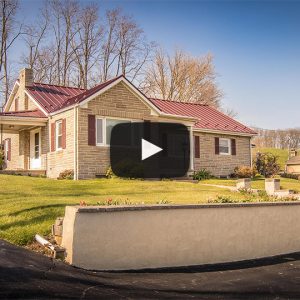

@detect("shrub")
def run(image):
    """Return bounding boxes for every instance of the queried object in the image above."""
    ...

[105,166,116,179]
[0,148,4,170]
[193,169,211,180]
[58,169,74,180]
[281,172,300,181]
[233,166,256,178]
[254,152,280,178]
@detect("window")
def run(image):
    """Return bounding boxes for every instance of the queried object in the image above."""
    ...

[96,118,131,146]
[56,120,62,150]
[96,118,104,145]
[106,119,129,145]
[219,138,231,155]
[4,139,9,162]
[34,132,40,159]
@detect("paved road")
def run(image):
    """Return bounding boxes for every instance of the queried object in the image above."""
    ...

[1,240,300,299]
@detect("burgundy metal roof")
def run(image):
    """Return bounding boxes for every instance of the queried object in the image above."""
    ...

[0,109,46,118]
[19,77,255,135]
[26,82,87,113]
[149,98,256,135]
[58,76,123,110]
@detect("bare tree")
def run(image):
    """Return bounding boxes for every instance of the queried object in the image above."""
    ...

[0,0,23,104]
[20,5,49,81]
[71,3,102,89]
[141,48,222,107]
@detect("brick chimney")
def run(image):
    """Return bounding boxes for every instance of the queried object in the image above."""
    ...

[19,68,33,89]
[19,68,33,110]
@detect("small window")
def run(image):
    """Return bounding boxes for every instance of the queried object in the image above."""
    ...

[4,139,9,162]
[34,132,39,159]
[56,120,62,150]
[96,118,104,145]
[219,138,231,155]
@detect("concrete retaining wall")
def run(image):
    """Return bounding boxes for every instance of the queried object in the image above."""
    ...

[62,203,300,270]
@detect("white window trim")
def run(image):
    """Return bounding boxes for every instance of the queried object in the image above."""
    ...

[96,116,139,147]
[96,117,105,146]
[4,139,9,162]
[219,138,231,155]
[56,120,63,151]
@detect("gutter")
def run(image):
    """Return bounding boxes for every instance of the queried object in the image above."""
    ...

[74,105,78,180]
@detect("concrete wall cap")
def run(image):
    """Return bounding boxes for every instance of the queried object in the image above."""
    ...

[67,201,300,214]
[265,178,280,182]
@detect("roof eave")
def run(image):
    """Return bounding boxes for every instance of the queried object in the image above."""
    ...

[193,127,257,137]
[0,115,48,126]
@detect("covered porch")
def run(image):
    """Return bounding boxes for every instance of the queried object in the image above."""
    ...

[0,112,48,173]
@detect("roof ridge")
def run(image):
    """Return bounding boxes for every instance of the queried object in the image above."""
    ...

[32,82,86,90]
[150,98,209,106]
[61,75,124,106]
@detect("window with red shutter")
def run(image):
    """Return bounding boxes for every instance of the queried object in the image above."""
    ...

[62,119,66,149]
[194,136,200,158]
[231,139,236,155]
[51,123,56,152]
[88,115,96,146]
[215,137,220,155]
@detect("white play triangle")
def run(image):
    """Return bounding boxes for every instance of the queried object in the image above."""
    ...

[141,138,163,160]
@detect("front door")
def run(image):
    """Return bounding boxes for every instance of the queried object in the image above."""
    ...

[30,129,41,169]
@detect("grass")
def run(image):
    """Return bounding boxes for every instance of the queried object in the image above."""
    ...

[0,174,239,246]
[2,174,300,246]
[203,176,300,192]
[252,147,289,170]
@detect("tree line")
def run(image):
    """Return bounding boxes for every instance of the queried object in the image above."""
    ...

[253,127,300,150]
[0,0,223,109]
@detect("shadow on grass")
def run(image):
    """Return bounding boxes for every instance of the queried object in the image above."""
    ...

[0,212,61,231]
[8,204,69,217]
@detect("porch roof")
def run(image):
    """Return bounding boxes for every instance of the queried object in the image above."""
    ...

[0,109,47,131]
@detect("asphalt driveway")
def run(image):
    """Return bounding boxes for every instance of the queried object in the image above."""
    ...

[1,239,300,299]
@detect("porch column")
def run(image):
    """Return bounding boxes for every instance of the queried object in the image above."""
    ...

[189,126,194,172]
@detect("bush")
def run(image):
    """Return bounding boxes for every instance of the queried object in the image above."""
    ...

[0,149,4,170]
[193,169,211,180]
[105,167,116,179]
[254,152,280,178]
[281,172,300,181]
[233,165,256,178]
[58,169,74,180]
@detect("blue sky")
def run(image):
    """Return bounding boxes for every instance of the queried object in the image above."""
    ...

[15,0,300,129]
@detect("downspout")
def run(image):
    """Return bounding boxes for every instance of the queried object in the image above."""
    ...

[74,106,78,180]
[250,137,253,168]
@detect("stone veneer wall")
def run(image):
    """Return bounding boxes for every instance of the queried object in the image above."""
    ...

[194,132,251,177]
[47,109,75,178]
[77,81,156,179]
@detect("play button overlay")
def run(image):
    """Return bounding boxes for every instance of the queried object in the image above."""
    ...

[110,122,190,178]
[142,139,163,160]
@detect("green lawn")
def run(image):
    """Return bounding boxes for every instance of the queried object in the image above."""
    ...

[0,174,239,246]
[1,174,300,246]
[252,147,289,170]
[203,177,300,192]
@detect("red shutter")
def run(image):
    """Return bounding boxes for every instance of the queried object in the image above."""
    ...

[215,137,220,155]
[7,138,11,161]
[194,136,200,158]
[88,115,96,146]
[231,138,236,155]
[62,118,66,149]
[51,123,56,152]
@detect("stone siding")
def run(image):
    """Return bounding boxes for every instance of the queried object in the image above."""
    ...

[77,81,155,179]
[194,132,251,177]
[47,109,75,179]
